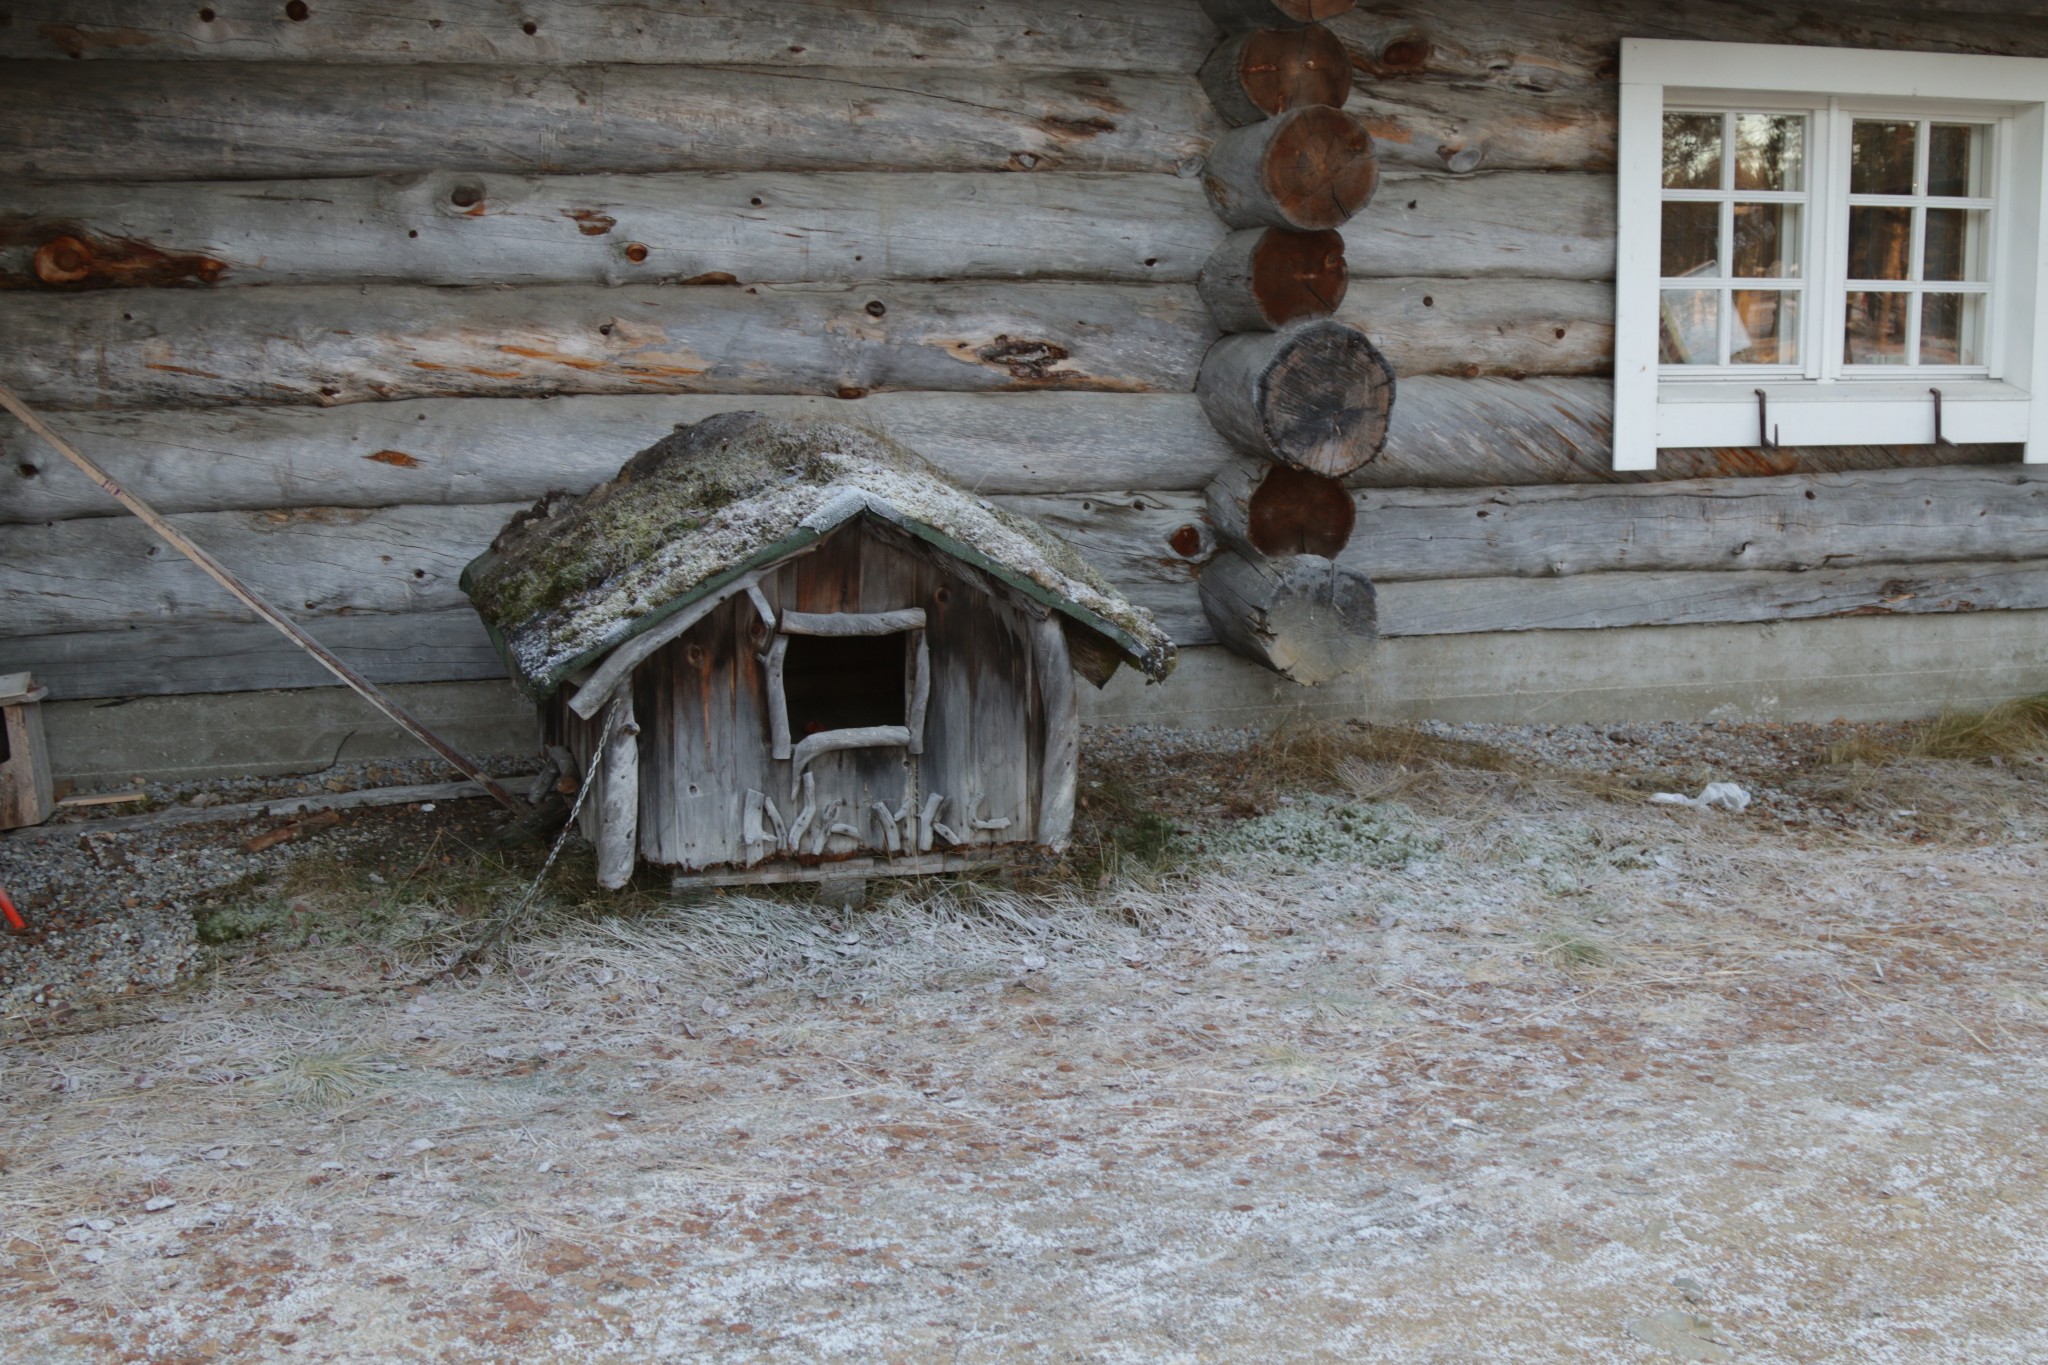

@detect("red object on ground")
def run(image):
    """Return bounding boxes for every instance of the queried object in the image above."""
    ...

[0,885,24,933]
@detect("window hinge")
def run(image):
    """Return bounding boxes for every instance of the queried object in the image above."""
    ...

[1755,389,1781,450]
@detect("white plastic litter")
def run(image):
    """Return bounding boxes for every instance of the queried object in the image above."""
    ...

[1650,782,1752,812]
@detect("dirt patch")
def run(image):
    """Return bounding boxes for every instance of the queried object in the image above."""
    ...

[3,723,2048,1360]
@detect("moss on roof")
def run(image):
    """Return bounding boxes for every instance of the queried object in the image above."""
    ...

[461,412,1177,699]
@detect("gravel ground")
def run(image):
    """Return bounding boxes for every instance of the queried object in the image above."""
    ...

[0,755,530,1021]
[4,720,2048,1358]
[3,720,2047,1361]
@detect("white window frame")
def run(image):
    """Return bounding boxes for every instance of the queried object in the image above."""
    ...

[1615,39,2048,469]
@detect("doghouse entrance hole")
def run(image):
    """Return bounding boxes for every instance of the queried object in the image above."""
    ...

[783,633,908,738]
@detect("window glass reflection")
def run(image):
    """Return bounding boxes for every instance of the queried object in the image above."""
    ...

[1844,291,1910,364]
[1851,120,1917,195]
[1927,124,1985,199]
[1732,290,1798,365]
[1661,201,1721,278]
[1733,202,1800,278]
[1920,294,1983,366]
[1922,209,1985,283]
[1662,113,1723,190]
[1734,114,1803,191]
[1847,205,1914,281]
[1659,290,1719,364]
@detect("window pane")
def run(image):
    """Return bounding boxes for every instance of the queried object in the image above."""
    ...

[1844,291,1910,365]
[1733,202,1801,278]
[1732,290,1799,365]
[1920,293,1984,366]
[1851,120,1918,196]
[1734,114,1804,191]
[1923,208,1987,282]
[1660,289,1720,364]
[1663,113,1723,190]
[1847,205,1914,281]
[1661,201,1721,278]
[1928,123,1987,198]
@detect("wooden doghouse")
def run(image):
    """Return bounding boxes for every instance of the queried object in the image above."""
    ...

[0,671,54,831]
[463,414,1176,887]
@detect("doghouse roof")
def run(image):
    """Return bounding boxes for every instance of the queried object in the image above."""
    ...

[461,412,1178,700]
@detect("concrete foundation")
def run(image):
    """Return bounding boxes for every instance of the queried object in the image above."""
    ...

[41,611,2048,784]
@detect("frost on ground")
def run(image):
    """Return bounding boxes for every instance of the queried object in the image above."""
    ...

[3,720,2048,1362]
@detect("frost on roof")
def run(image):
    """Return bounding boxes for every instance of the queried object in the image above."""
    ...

[461,411,1177,699]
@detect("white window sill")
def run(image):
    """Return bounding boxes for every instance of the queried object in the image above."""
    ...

[1654,378,2031,447]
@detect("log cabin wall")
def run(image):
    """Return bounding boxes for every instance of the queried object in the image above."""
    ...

[4,1,2048,721]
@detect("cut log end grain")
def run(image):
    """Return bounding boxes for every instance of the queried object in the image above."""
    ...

[1198,227,1347,332]
[1204,106,1378,232]
[1199,0,1359,29]
[1198,548,1377,686]
[1198,321,1395,478]
[1244,463,1356,557]
[1199,25,1353,127]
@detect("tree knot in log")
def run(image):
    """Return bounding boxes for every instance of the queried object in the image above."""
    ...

[14,229,227,290]
[975,335,1073,382]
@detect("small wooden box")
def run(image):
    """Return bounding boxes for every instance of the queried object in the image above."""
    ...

[0,671,54,831]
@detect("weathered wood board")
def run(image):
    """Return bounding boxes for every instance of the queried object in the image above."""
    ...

[0,62,1211,182]
[0,171,1615,291]
[18,468,2037,637]
[17,554,2048,700]
[3,386,2015,524]
[0,277,1611,412]
[1334,1,2048,93]
[0,0,1219,69]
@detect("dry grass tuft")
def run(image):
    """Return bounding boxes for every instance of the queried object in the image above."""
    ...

[1248,719,1528,796]
[1536,928,1616,972]
[267,1050,388,1106]
[1827,693,2048,766]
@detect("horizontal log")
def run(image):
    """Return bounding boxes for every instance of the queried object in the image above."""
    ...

[1350,466,2048,581]
[0,277,1613,413]
[8,385,2017,525]
[1201,0,1356,28]
[0,62,1209,183]
[1,611,508,699]
[1374,558,2048,636]
[1338,277,1611,379]
[1012,466,2048,588]
[19,551,2048,700]
[0,169,1616,291]
[0,282,1214,410]
[1334,2,2048,94]
[0,503,521,637]
[0,1,1217,68]
[1345,80,1613,174]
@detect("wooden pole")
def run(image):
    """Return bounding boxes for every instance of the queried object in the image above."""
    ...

[0,381,527,815]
